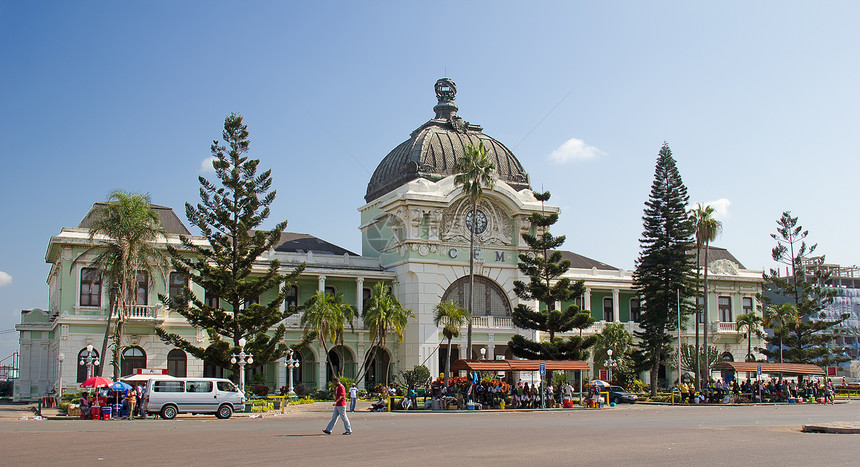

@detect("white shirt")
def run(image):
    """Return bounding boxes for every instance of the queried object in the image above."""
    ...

[349,386,358,399]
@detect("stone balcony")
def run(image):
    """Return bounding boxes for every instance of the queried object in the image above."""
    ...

[470,316,514,329]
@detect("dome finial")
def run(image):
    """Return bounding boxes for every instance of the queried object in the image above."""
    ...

[433,78,458,120]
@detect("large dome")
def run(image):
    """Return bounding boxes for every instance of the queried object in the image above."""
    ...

[365,78,530,203]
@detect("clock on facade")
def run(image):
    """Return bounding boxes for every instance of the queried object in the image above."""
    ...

[464,209,488,234]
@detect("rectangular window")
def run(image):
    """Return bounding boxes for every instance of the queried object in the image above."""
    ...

[324,286,336,297]
[603,297,613,322]
[284,285,299,312]
[134,272,148,305]
[154,381,184,393]
[80,268,101,307]
[168,272,187,301]
[630,299,641,323]
[574,296,584,310]
[205,291,220,309]
[718,296,732,322]
[217,381,238,392]
[186,381,213,393]
[696,296,706,323]
[742,297,753,315]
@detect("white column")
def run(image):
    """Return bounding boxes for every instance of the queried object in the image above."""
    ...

[318,275,326,292]
[487,344,496,360]
[356,277,364,312]
[278,356,287,392]
[612,289,620,323]
[585,287,592,313]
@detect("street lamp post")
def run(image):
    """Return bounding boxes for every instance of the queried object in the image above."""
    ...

[284,348,300,399]
[604,349,618,383]
[78,344,100,380]
[231,337,253,393]
[57,353,65,400]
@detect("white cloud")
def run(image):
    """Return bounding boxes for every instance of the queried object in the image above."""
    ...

[689,199,731,220]
[548,138,605,163]
[200,156,217,173]
[0,271,11,287]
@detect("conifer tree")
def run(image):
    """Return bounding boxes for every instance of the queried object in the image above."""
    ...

[508,191,595,360]
[632,143,696,396]
[157,113,304,375]
[760,211,845,366]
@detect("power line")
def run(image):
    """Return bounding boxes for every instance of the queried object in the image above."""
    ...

[512,87,575,150]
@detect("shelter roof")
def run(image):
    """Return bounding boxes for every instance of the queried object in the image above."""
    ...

[711,361,825,376]
[556,250,619,271]
[273,232,359,256]
[692,246,746,269]
[78,202,191,236]
[450,359,589,372]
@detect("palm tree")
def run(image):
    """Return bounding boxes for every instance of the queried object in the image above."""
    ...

[735,312,764,362]
[764,303,798,363]
[85,190,167,379]
[300,290,355,378]
[433,300,469,388]
[454,141,495,360]
[693,204,722,385]
[359,282,414,386]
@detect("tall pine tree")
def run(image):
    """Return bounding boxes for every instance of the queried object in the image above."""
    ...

[761,211,845,366]
[632,143,696,396]
[508,191,595,361]
[157,113,305,378]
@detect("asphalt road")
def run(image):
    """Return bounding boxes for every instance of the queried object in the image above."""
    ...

[2,402,859,466]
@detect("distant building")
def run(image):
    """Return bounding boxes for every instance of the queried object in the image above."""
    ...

[15,79,764,399]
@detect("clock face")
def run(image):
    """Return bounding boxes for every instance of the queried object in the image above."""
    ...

[465,209,488,234]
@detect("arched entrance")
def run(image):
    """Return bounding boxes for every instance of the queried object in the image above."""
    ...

[441,275,511,317]
[326,346,356,383]
[363,347,392,390]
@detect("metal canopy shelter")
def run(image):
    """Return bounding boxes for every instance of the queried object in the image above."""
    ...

[711,362,825,376]
[450,359,589,372]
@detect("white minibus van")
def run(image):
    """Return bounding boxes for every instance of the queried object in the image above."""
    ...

[144,377,245,419]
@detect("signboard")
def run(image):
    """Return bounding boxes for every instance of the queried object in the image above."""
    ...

[135,368,167,375]
[756,364,762,377]
[539,362,546,376]
[827,366,837,376]
[599,369,608,381]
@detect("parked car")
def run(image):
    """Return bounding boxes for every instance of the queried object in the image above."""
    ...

[607,385,638,404]
[143,377,245,419]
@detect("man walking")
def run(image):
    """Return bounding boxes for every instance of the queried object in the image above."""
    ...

[324,377,352,435]
[349,383,358,412]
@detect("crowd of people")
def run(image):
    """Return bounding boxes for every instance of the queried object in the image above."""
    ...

[675,377,838,404]
[78,384,147,419]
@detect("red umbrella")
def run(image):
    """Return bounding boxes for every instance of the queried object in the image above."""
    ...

[81,376,113,388]
[590,380,610,388]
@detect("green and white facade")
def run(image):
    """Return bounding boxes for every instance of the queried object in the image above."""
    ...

[15,79,765,400]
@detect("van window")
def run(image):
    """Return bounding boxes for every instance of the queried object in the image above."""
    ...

[217,381,238,392]
[154,381,184,393]
[186,381,213,393]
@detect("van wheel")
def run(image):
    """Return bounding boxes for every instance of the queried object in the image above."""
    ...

[216,404,233,419]
[161,405,178,420]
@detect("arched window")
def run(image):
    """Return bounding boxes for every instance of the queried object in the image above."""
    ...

[76,348,100,383]
[441,275,511,317]
[362,287,373,311]
[121,346,147,377]
[167,349,187,377]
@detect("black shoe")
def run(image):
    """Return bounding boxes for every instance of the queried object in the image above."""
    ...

[343,431,352,435]
[322,430,331,435]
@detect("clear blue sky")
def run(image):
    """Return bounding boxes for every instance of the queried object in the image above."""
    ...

[2,1,859,360]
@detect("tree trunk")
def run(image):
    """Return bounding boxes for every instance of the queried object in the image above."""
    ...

[98,289,116,377]
[694,246,701,391]
[445,338,453,388]
[701,241,710,384]
[650,347,660,397]
[466,203,477,362]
